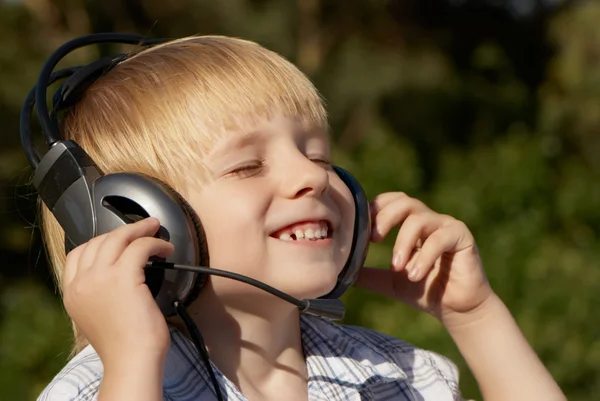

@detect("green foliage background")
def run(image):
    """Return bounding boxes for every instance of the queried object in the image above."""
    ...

[0,0,598,400]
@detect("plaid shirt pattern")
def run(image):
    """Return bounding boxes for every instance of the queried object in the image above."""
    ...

[38,315,464,400]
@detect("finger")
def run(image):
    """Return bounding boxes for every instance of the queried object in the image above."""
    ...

[370,192,429,215]
[371,196,428,242]
[116,236,175,277]
[406,227,458,282]
[354,267,423,309]
[450,219,476,252]
[354,267,397,299]
[96,217,162,267]
[77,234,109,272]
[62,243,87,289]
[370,192,407,215]
[391,214,439,270]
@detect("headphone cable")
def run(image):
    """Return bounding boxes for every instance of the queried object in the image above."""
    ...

[174,301,224,401]
[146,261,346,321]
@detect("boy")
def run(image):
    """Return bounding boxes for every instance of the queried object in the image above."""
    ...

[35,35,565,400]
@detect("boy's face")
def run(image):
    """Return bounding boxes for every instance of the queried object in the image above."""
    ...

[185,114,355,300]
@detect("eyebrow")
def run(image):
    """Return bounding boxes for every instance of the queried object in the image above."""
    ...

[208,130,265,159]
[225,130,265,149]
[207,125,329,161]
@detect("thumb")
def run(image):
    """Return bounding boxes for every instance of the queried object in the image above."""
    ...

[354,267,399,299]
[355,267,426,307]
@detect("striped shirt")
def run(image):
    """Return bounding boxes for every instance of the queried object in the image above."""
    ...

[38,315,464,400]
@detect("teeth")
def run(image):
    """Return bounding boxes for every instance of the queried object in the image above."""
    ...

[278,223,330,241]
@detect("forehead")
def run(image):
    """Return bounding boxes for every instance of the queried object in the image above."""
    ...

[208,116,330,158]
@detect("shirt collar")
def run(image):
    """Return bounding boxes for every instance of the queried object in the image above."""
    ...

[300,314,408,391]
[162,315,408,398]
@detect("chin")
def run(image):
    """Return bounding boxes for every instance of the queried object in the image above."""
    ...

[283,275,340,300]
[255,258,342,299]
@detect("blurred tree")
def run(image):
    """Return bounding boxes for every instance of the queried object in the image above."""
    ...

[0,0,597,400]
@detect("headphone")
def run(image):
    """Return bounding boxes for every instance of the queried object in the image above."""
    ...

[20,33,371,319]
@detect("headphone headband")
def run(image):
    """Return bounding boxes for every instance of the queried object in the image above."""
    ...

[20,33,167,170]
[53,54,128,111]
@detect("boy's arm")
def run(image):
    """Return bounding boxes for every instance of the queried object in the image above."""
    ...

[57,218,173,401]
[444,293,566,401]
[357,192,566,401]
[98,355,165,401]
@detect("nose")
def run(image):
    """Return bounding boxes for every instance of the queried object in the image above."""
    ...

[278,152,330,199]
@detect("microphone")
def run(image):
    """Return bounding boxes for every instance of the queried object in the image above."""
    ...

[145,261,346,320]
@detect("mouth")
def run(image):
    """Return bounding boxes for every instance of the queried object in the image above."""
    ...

[269,219,333,242]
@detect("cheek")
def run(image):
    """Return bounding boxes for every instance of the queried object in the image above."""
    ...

[193,190,268,269]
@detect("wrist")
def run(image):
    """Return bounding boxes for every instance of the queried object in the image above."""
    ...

[99,353,166,401]
[439,292,567,401]
[440,291,503,333]
[103,349,167,375]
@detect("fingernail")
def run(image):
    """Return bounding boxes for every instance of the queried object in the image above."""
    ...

[408,266,419,280]
[392,252,402,267]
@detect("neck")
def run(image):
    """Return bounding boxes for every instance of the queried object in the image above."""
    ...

[176,282,309,398]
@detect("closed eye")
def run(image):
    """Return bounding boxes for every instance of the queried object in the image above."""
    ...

[309,157,331,164]
[310,157,332,168]
[226,159,266,178]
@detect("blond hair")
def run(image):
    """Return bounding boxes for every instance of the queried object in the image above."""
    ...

[39,35,328,356]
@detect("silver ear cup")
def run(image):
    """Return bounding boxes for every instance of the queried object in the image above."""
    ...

[92,173,207,316]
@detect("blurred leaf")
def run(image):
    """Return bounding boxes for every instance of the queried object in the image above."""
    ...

[1,1,598,400]
[0,281,72,401]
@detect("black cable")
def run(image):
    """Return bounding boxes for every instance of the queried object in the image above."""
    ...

[146,262,306,309]
[174,301,224,401]
[146,261,346,321]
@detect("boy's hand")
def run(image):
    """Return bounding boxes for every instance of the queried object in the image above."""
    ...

[354,192,494,327]
[62,217,174,367]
